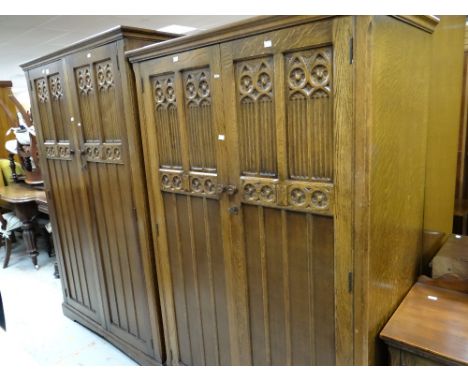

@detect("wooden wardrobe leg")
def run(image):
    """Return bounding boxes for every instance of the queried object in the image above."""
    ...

[3,238,12,269]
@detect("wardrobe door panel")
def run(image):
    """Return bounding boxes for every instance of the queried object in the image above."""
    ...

[28,62,103,324]
[221,18,353,364]
[66,44,155,357]
[138,46,235,365]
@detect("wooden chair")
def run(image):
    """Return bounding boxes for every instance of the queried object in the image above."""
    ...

[0,211,22,268]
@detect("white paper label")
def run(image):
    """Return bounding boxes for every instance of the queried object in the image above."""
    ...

[173,56,179,63]
[427,295,438,301]
[45,69,49,74]
[218,134,225,141]
[70,117,74,122]
[264,40,272,48]
[87,53,91,58]
[213,74,220,79]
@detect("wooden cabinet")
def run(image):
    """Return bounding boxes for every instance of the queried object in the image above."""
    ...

[21,27,176,365]
[380,282,468,366]
[128,16,440,365]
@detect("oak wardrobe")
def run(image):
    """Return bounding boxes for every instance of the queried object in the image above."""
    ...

[128,15,440,365]
[22,26,176,365]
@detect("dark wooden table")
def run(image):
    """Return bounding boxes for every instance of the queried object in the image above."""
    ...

[0,184,47,268]
[380,282,468,365]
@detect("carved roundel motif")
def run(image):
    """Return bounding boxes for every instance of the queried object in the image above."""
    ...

[186,79,197,100]
[240,75,253,95]
[290,188,306,206]
[46,146,55,156]
[92,146,100,159]
[172,175,182,189]
[257,72,272,93]
[311,190,328,208]
[58,146,68,157]
[198,78,210,98]
[204,179,216,194]
[113,147,121,160]
[105,147,113,160]
[155,81,165,103]
[78,68,93,95]
[191,177,202,192]
[289,67,307,89]
[166,79,176,103]
[36,80,49,103]
[97,63,114,91]
[161,174,170,188]
[243,183,257,200]
[260,185,274,202]
[310,64,329,87]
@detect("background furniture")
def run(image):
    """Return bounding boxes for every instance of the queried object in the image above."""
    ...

[423,16,466,234]
[431,234,468,279]
[129,15,441,365]
[0,82,18,159]
[454,26,468,234]
[380,281,468,366]
[22,26,177,365]
[0,184,46,268]
[455,25,468,206]
[0,211,23,269]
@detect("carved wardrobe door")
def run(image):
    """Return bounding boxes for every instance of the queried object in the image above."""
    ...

[138,46,236,365]
[65,44,155,357]
[27,61,104,324]
[221,18,353,365]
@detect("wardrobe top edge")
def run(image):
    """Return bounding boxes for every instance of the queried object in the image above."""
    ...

[126,15,440,64]
[20,25,179,71]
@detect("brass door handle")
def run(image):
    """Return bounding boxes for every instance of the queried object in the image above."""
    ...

[216,184,238,196]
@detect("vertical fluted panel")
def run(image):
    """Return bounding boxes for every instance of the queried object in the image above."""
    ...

[285,47,333,182]
[236,57,277,177]
[153,74,182,169]
[183,69,216,172]
[244,206,336,365]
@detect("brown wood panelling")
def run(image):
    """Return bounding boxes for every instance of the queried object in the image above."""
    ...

[130,15,439,366]
[243,206,335,365]
[66,43,154,356]
[23,27,174,365]
[0,82,18,158]
[138,45,234,365]
[424,16,465,233]
[354,16,433,365]
[27,62,103,324]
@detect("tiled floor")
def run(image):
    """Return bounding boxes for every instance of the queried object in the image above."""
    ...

[0,235,138,366]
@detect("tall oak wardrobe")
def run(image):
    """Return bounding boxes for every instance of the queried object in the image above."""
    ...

[25,16,440,365]
[21,26,177,365]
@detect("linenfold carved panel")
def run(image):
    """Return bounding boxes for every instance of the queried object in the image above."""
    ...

[160,169,219,199]
[96,61,114,91]
[183,68,216,172]
[48,75,63,101]
[153,74,182,169]
[36,78,49,103]
[44,142,72,160]
[241,176,334,216]
[84,142,123,164]
[285,47,333,182]
[76,66,93,95]
[236,57,277,177]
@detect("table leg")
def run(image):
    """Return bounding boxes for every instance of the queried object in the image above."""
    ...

[22,219,39,269]
[13,202,40,269]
